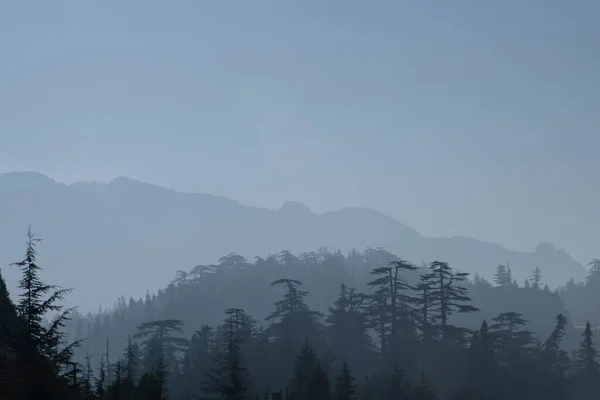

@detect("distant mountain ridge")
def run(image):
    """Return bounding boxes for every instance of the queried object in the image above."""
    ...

[0,171,587,312]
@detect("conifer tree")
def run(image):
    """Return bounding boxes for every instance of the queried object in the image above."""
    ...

[489,312,535,370]
[219,347,247,400]
[422,261,479,340]
[415,276,436,345]
[466,320,499,397]
[412,371,438,400]
[541,313,569,373]
[204,309,251,400]
[96,355,107,399]
[108,356,124,400]
[493,264,512,286]
[531,267,542,290]
[0,268,20,397]
[326,284,373,376]
[187,325,213,398]
[334,358,357,400]
[123,334,139,382]
[266,279,322,382]
[575,321,599,377]
[533,314,570,400]
[11,227,79,370]
[586,259,600,284]
[179,352,192,400]
[134,319,188,375]
[151,354,170,400]
[81,351,95,399]
[306,361,331,400]
[388,362,410,400]
[367,260,418,365]
[289,339,319,400]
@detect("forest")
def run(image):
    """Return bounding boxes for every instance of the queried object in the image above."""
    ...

[1,228,600,400]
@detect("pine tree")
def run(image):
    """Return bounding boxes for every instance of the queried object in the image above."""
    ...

[367,260,418,365]
[108,356,124,400]
[306,361,331,400]
[541,313,569,373]
[204,310,251,400]
[493,264,512,286]
[0,268,20,398]
[422,261,479,341]
[219,345,248,400]
[531,267,542,290]
[415,275,436,345]
[223,308,256,346]
[489,312,535,370]
[388,362,410,400]
[96,355,107,399]
[187,325,213,398]
[412,371,438,400]
[466,320,500,397]
[81,351,95,399]
[586,259,600,285]
[266,279,322,383]
[123,334,139,382]
[134,319,189,375]
[326,285,373,376]
[575,322,599,377]
[11,227,79,370]
[179,352,192,400]
[334,358,357,400]
[289,339,319,400]
[151,354,170,400]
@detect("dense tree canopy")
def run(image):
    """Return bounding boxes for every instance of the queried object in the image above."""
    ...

[1,230,599,399]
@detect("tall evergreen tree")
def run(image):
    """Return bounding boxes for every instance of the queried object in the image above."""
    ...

[531,267,542,290]
[493,264,512,286]
[415,276,436,345]
[96,355,107,399]
[388,362,410,400]
[466,320,499,398]
[326,284,373,376]
[412,371,438,400]
[11,227,79,370]
[134,319,188,376]
[575,321,599,377]
[540,313,569,373]
[306,361,331,400]
[187,325,213,398]
[422,261,479,341]
[266,279,322,383]
[334,358,357,400]
[537,314,569,400]
[367,260,418,367]
[0,268,20,398]
[289,339,319,400]
[204,309,251,400]
[489,312,535,371]
[81,351,95,399]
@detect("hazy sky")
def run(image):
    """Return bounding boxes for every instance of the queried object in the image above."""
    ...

[0,1,599,264]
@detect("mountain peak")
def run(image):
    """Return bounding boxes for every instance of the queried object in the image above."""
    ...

[535,242,557,254]
[280,201,311,215]
[0,171,56,183]
[0,171,60,190]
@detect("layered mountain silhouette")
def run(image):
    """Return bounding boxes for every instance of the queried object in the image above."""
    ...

[0,171,587,312]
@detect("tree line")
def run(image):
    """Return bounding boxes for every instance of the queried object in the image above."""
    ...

[1,229,600,399]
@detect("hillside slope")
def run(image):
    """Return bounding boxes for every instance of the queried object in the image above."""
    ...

[0,171,586,311]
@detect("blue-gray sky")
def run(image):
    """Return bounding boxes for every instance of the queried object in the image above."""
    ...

[0,1,599,265]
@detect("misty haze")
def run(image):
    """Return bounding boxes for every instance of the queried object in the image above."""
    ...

[1,2,599,400]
